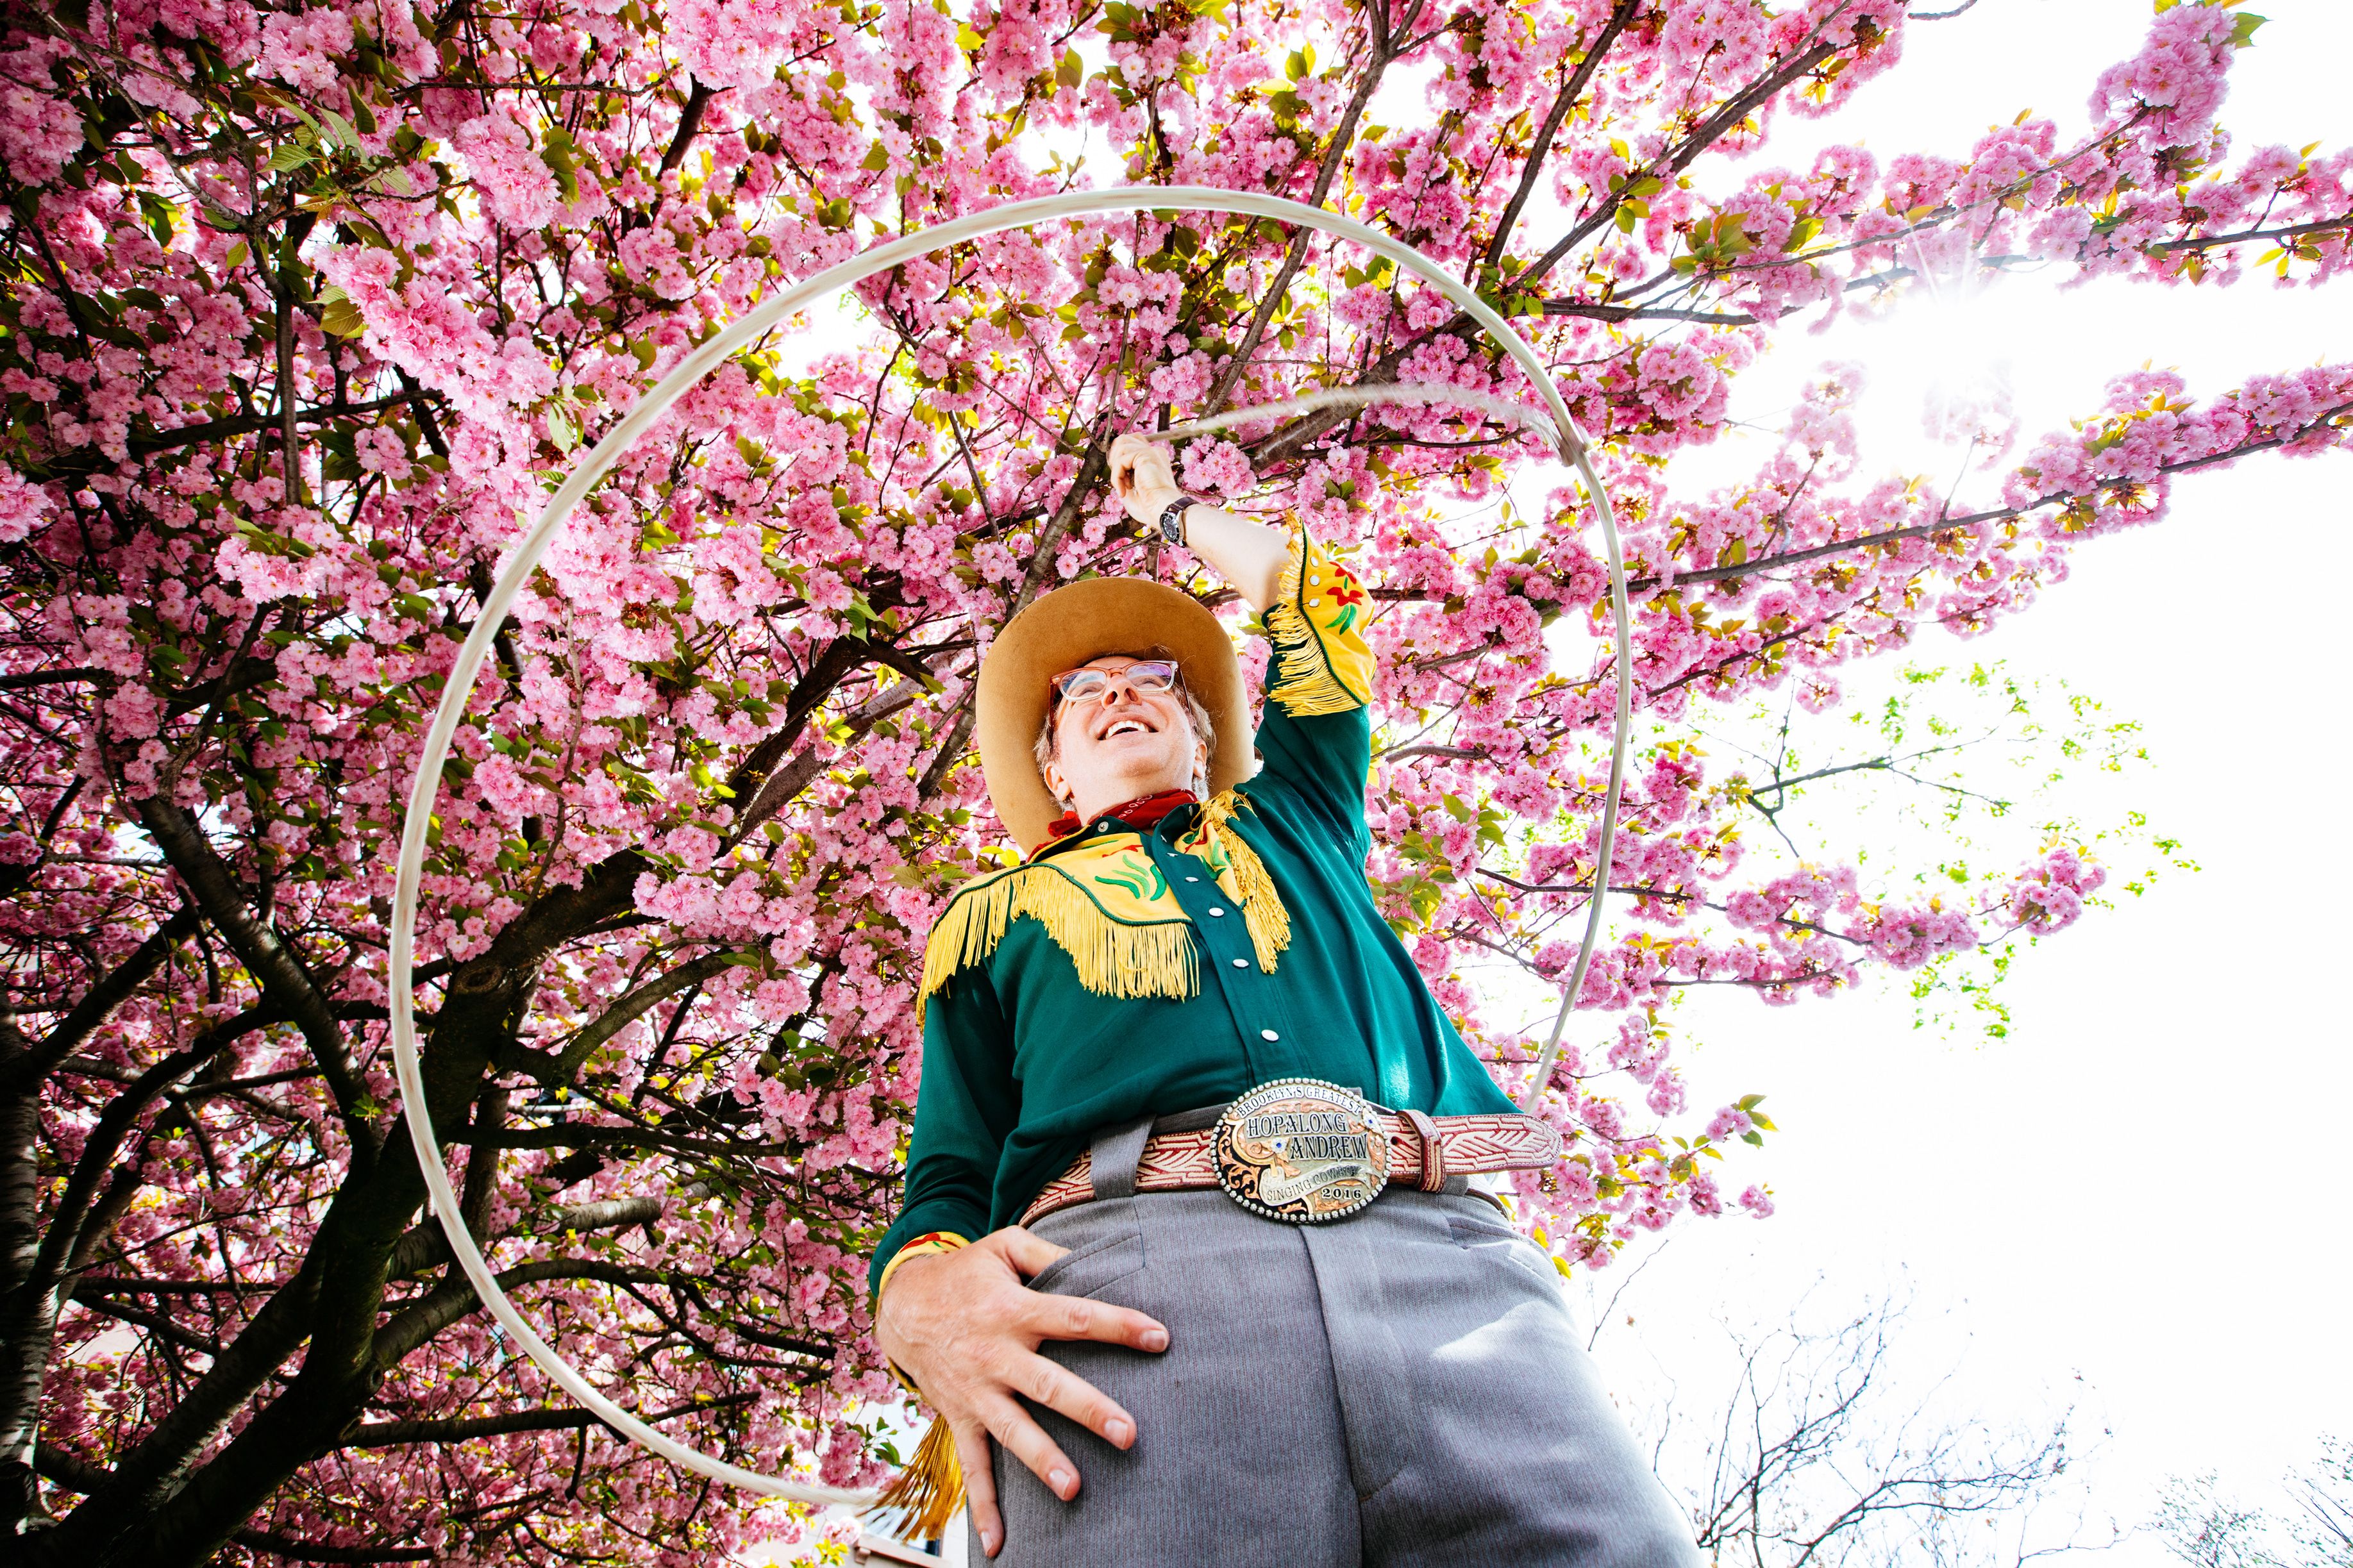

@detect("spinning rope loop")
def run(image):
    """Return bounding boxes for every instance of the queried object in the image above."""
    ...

[388,185,1632,1510]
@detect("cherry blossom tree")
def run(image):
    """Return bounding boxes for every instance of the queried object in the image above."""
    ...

[0,0,2343,1560]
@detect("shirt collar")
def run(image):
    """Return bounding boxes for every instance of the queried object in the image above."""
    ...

[1032,788,1200,860]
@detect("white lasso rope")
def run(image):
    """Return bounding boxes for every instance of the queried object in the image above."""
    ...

[387,185,1632,1507]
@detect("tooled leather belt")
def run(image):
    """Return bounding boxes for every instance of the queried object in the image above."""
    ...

[1020,1076,1563,1228]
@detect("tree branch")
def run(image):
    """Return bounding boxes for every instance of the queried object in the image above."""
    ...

[1202,28,1396,412]
[373,1258,677,1367]
[1630,400,2353,594]
[0,667,101,691]
[33,1006,278,1294]
[338,1390,753,1449]
[1508,38,1845,299]
[2145,213,2352,255]
[34,1453,435,1565]
[1482,0,1638,269]
[134,802,372,1159]
[389,1196,666,1281]
[22,394,434,483]
[539,950,740,1085]
[0,906,199,1097]
[658,79,714,176]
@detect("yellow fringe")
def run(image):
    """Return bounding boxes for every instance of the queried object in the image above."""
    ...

[1200,792,1291,973]
[1264,535,1363,718]
[919,866,1198,1019]
[866,1417,962,1543]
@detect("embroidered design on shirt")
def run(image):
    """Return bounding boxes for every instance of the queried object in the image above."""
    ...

[1264,531,1375,717]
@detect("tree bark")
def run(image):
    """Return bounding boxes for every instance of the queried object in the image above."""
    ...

[0,1022,54,1532]
[135,802,372,1158]
[0,906,198,1098]
[27,837,654,1565]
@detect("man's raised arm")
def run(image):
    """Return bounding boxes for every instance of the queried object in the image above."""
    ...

[1107,433,1287,612]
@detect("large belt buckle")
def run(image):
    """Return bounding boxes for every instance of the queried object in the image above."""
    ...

[1214,1078,1389,1223]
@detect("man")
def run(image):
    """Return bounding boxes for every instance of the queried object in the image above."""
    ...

[870,433,1695,1565]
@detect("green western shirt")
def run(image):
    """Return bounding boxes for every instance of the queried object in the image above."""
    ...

[869,535,1517,1294]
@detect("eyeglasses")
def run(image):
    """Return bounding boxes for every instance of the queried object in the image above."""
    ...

[1050,659,1182,710]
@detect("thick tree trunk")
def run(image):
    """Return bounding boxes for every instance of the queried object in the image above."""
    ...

[1,1026,58,1533]
[29,846,639,1565]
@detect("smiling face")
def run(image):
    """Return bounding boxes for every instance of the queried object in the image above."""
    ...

[1037,653,1208,825]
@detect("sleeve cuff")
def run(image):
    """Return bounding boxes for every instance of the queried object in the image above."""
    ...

[875,1230,970,1307]
[1264,529,1376,716]
[876,1232,972,1396]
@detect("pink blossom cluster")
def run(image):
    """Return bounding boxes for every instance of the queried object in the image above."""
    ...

[0,0,2343,1558]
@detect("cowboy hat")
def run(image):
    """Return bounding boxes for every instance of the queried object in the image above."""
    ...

[975,578,1253,850]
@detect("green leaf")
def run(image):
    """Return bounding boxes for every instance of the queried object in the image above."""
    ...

[862,142,891,172]
[318,287,367,338]
[2230,12,2266,47]
[540,127,581,202]
[1056,48,1083,87]
[268,142,314,174]
[137,192,175,246]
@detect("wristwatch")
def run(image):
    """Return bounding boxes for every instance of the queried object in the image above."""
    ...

[1156,493,1202,546]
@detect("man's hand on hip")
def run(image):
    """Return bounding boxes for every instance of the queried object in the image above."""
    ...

[875,1226,1169,1558]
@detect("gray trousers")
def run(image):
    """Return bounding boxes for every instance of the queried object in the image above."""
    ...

[984,1113,1699,1566]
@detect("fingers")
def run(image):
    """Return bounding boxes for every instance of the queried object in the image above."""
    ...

[952,1418,1003,1558]
[1107,433,1146,499]
[978,1389,1084,1503]
[991,1225,1070,1280]
[1017,1286,1170,1353]
[999,1346,1137,1452]
[1106,433,1171,512]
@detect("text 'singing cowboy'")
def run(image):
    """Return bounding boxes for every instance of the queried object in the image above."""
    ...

[869,432,1698,1565]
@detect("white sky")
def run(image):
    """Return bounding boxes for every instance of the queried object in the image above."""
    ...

[769,3,2353,1560]
[1577,2,2353,1561]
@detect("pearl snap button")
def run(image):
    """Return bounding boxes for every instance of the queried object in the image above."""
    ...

[1260,1029,1280,1042]
[1207,906,1225,917]
[1232,958,1249,969]
[1185,876,1199,882]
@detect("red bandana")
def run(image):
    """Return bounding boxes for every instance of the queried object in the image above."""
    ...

[1041,788,1199,851]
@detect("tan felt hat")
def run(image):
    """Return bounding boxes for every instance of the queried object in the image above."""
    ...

[976,577,1254,850]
